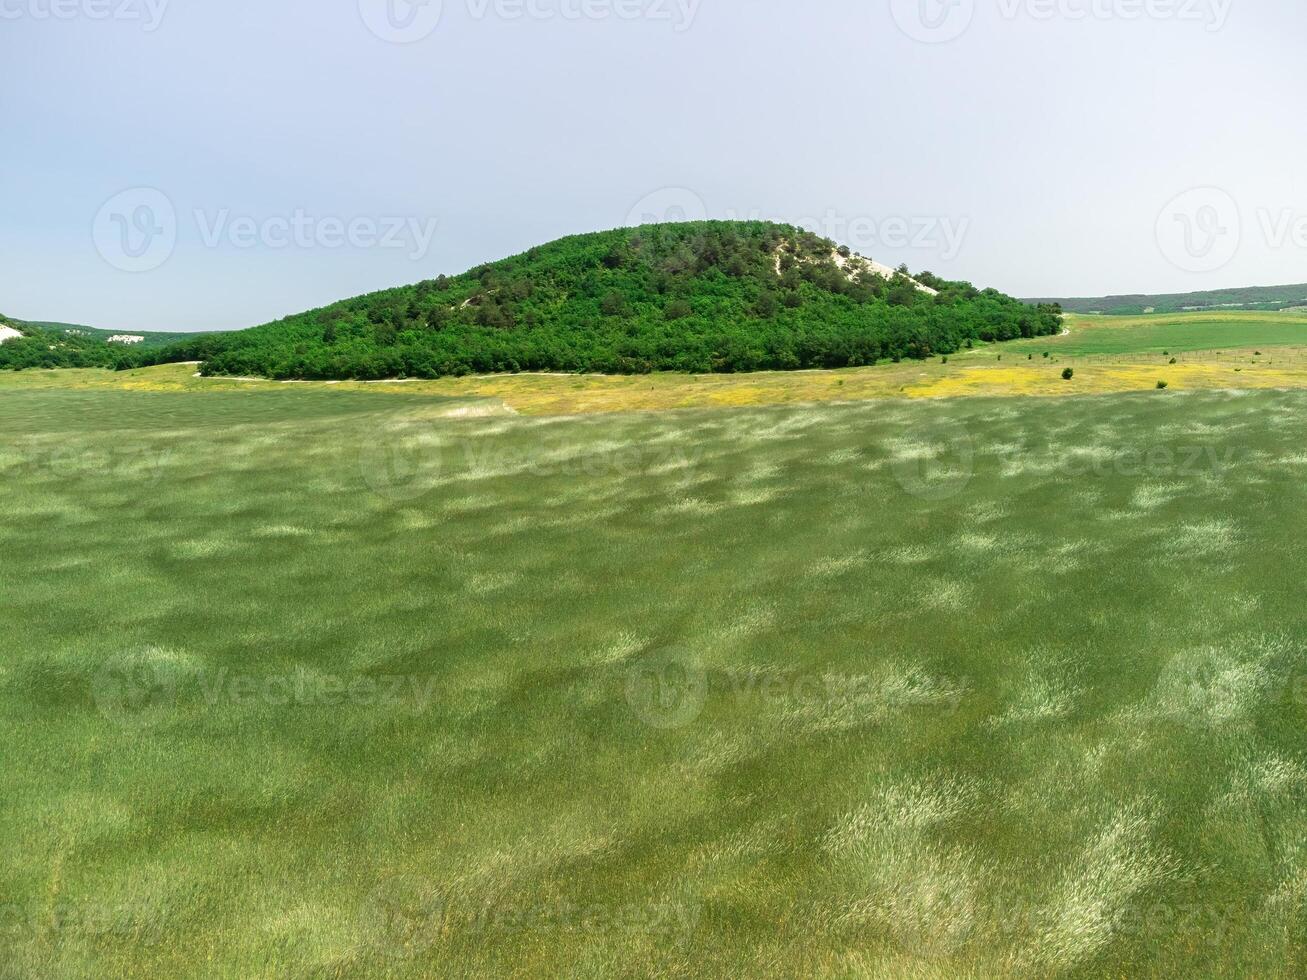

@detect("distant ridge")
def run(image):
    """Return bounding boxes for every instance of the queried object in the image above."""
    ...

[1026,283,1307,316]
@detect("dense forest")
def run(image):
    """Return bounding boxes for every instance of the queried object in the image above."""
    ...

[195,222,1061,378]
[3,222,1062,377]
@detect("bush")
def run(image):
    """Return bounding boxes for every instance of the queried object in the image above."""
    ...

[664,299,692,321]
[1062,367,1074,380]
[1169,357,1177,364]
[1157,380,1168,389]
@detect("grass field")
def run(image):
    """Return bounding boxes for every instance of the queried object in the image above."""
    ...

[6,311,1307,415]
[1000,311,1307,357]
[6,310,1307,976]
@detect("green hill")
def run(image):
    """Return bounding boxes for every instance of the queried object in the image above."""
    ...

[0,316,125,370]
[0,315,216,371]
[191,221,1060,379]
[4,222,1060,378]
[28,322,215,349]
[1027,282,1307,316]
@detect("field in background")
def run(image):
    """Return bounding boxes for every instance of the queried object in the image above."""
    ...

[5,383,1307,976]
[1027,282,1307,316]
[6,310,1307,414]
[1001,311,1307,356]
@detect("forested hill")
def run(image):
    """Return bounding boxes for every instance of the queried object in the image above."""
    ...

[2,222,1062,377]
[0,315,214,370]
[191,222,1060,379]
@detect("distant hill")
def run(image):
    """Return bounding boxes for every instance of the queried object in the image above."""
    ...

[23,321,213,350]
[0,315,216,370]
[0,315,123,370]
[187,221,1060,379]
[1026,283,1307,316]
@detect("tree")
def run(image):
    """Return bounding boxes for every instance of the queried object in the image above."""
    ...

[664,299,692,321]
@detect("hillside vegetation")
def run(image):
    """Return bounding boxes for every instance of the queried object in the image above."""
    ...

[181,221,1059,379]
[0,316,130,370]
[1029,282,1307,315]
[0,316,209,370]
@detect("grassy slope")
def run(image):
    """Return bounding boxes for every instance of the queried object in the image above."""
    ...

[4,384,1307,976]
[1003,311,1307,356]
[1027,282,1307,315]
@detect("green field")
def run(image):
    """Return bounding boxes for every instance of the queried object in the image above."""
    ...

[5,374,1307,977]
[998,311,1307,357]
[1027,283,1307,316]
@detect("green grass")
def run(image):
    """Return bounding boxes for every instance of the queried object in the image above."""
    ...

[1026,282,1307,316]
[5,383,1307,976]
[996,311,1307,357]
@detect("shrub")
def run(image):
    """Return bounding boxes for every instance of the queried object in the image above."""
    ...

[664,299,692,321]
[1062,367,1074,380]
[1169,357,1177,364]
[1157,380,1168,389]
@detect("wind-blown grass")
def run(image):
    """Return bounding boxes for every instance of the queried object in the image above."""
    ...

[3,384,1307,976]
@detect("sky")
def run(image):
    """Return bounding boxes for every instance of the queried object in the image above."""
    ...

[2,0,1306,332]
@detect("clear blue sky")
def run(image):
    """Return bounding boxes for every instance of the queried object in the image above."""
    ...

[2,0,1305,331]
